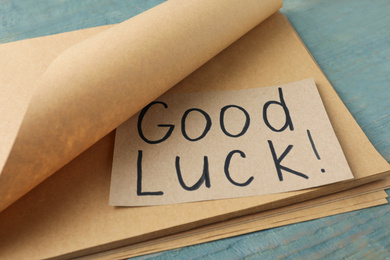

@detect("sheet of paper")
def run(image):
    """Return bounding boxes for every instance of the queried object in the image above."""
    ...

[111,79,353,206]
[0,0,282,212]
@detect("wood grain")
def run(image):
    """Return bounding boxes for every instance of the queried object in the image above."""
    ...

[0,0,389,259]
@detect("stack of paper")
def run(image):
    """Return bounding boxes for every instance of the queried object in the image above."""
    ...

[0,1,389,259]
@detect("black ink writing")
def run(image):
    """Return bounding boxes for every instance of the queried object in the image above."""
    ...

[263,88,294,132]
[138,101,174,144]
[137,150,164,196]
[224,150,254,187]
[220,105,250,138]
[307,129,325,173]
[175,156,211,190]
[181,108,212,142]
[267,140,308,181]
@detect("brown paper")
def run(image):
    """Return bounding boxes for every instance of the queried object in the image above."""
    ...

[111,79,353,206]
[0,0,282,212]
[82,178,390,259]
[0,10,389,260]
[111,196,388,260]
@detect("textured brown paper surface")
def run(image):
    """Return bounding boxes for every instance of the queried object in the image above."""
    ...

[92,195,389,259]
[0,11,389,260]
[0,0,282,212]
[81,178,390,259]
[111,79,353,206]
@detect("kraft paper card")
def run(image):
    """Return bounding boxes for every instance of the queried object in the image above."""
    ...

[0,4,389,260]
[111,79,353,206]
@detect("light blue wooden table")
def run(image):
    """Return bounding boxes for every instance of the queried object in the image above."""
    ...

[1,0,389,259]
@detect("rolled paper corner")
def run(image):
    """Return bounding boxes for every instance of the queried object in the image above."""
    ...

[0,0,282,211]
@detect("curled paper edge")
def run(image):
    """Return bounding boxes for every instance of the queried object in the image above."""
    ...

[0,0,282,211]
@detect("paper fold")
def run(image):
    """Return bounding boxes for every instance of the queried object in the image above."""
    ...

[0,0,282,211]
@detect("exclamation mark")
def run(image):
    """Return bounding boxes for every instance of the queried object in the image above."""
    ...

[307,129,325,173]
